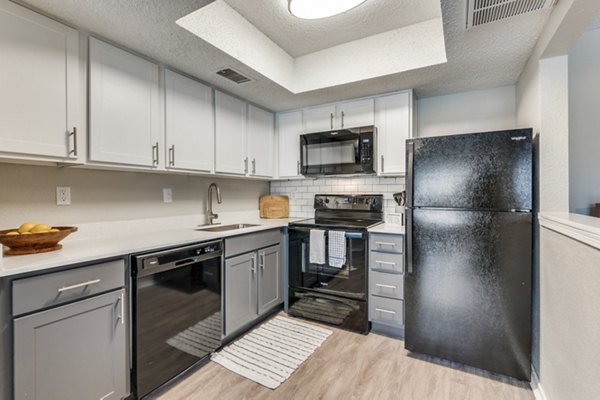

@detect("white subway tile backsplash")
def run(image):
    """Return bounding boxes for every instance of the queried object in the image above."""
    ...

[270,175,405,218]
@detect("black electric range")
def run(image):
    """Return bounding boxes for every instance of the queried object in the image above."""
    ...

[287,194,383,334]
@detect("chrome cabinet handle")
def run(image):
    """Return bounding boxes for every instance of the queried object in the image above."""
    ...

[330,113,334,129]
[116,293,125,325]
[341,111,345,128]
[252,158,256,174]
[244,157,249,173]
[259,252,265,271]
[375,283,397,289]
[375,308,396,315]
[68,127,78,157]
[381,155,384,173]
[168,145,175,167]
[152,142,159,166]
[250,256,256,274]
[58,278,101,293]
[376,260,396,266]
[375,241,396,247]
[297,160,301,175]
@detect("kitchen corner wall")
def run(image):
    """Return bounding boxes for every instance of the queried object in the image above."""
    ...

[270,176,405,219]
[0,163,268,228]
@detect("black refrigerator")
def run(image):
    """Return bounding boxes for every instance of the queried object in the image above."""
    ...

[404,129,533,381]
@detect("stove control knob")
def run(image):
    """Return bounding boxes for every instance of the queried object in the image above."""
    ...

[325,198,330,204]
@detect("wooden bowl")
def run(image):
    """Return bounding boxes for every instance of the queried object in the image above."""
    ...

[0,226,78,255]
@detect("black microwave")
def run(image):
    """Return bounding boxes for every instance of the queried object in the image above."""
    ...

[300,125,376,176]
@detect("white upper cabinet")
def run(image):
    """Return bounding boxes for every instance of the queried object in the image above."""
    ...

[375,91,413,176]
[164,70,214,172]
[215,91,247,175]
[277,111,303,178]
[303,98,374,133]
[89,37,160,167]
[336,98,374,128]
[0,1,80,161]
[303,104,336,132]
[247,105,274,178]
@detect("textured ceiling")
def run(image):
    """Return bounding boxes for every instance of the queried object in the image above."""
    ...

[15,0,553,112]
[224,0,441,57]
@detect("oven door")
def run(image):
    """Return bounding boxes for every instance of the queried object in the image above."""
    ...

[288,227,367,300]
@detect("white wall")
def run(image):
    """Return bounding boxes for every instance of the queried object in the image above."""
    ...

[0,163,268,228]
[416,85,517,137]
[568,27,600,215]
[539,228,600,400]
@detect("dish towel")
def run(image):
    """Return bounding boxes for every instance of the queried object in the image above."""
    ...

[328,231,346,268]
[309,229,326,265]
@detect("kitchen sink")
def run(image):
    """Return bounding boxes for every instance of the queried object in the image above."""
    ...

[196,223,260,232]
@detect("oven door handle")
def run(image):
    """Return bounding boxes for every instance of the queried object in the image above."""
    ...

[289,226,364,239]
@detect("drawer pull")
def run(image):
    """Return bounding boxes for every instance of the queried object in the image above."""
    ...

[375,283,397,290]
[375,241,396,247]
[376,260,396,266]
[57,279,101,293]
[375,308,396,315]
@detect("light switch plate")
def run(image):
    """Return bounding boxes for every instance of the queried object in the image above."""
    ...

[163,188,173,203]
[56,187,71,206]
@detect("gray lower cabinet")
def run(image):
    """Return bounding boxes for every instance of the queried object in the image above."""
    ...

[369,232,405,337]
[14,289,127,400]
[12,259,128,400]
[225,252,258,336]
[224,231,283,338]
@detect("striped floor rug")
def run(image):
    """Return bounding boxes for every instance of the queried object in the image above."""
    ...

[211,316,333,389]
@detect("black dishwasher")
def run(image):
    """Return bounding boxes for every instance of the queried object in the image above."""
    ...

[131,240,223,399]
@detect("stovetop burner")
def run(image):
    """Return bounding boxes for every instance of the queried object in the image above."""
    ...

[289,194,384,230]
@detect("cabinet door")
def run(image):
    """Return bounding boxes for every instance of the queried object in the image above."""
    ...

[89,37,160,167]
[225,252,258,336]
[165,69,214,172]
[375,92,412,175]
[215,91,247,175]
[303,104,335,132]
[247,105,274,177]
[336,98,374,129]
[277,111,303,178]
[258,244,283,315]
[14,289,127,400]
[0,1,80,160]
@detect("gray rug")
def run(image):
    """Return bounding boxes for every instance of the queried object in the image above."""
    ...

[211,316,332,389]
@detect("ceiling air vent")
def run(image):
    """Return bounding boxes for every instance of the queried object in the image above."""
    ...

[215,67,253,84]
[466,0,555,29]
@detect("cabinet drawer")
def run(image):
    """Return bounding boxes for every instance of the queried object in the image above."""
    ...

[369,233,403,253]
[13,259,126,316]
[369,296,404,327]
[225,229,280,258]
[370,271,404,299]
[369,251,404,273]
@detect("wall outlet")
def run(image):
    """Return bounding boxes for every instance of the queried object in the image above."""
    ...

[163,188,173,203]
[56,187,71,206]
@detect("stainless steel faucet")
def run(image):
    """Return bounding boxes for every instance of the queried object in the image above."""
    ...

[207,182,222,225]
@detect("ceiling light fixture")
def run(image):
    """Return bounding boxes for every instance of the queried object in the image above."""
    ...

[288,0,368,20]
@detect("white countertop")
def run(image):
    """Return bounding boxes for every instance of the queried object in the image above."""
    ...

[368,223,405,235]
[0,216,295,278]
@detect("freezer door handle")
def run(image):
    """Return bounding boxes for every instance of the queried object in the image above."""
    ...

[406,208,413,274]
[406,141,414,207]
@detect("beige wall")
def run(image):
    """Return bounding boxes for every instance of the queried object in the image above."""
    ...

[0,163,268,228]
[539,228,600,400]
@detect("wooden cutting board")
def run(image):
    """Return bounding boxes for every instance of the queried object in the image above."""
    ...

[260,195,289,219]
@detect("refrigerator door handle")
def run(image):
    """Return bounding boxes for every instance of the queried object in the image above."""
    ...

[406,208,413,274]
[406,141,414,207]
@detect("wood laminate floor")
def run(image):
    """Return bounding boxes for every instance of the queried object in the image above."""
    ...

[155,314,534,400]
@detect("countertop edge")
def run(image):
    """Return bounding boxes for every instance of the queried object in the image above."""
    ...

[0,220,292,278]
[538,212,600,250]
